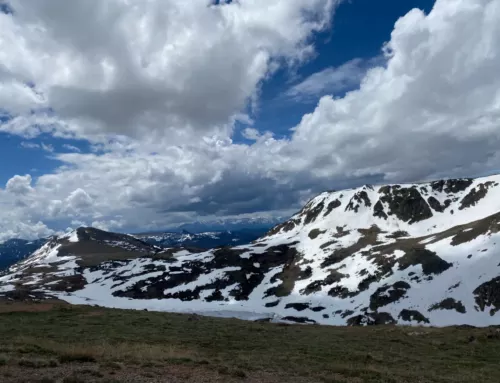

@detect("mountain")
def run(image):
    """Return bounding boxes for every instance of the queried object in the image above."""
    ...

[135,228,269,249]
[0,238,47,271]
[170,217,283,233]
[2,175,500,326]
[0,229,266,272]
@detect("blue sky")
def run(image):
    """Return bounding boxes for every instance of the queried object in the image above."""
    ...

[1,0,499,240]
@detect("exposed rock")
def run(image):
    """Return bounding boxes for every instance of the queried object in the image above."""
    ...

[266,218,300,236]
[303,202,325,225]
[284,303,310,311]
[386,230,409,239]
[281,316,317,324]
[431,179,473,194]
[427,196,451,213]
[340,310,354,319]
[308,229,326,240]
[345,191,372,213]
[369,281,410,311]
[474,277,500,315]
[379,186,433,224]
[459,182,492,210]
[398,248,452,276]
[319,240,337,250]
[429,298,466,314]
[373,200,388,220]
[398,309,430,324]
[301,270,348,295]
[324,199,341,217]
[311,306,326,312]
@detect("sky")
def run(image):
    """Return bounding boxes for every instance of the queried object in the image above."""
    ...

[0,0,499,241]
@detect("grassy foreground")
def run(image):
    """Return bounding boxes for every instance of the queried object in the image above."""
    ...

[1,302,500,382]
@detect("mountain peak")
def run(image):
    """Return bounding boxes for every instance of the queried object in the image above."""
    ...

[266,174,500,239]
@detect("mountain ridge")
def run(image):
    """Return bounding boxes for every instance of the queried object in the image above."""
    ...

[2,174,500,326]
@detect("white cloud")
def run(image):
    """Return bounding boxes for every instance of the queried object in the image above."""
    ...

[62,144,81,152]
[0,0,337,140]
[41,142,54,152]
[5,174,33,195]
[65,188,93,212]
[0,0,500,240]
[0,220,54,243]
[20,141,54,152]
[241,127,260,140]
[20,141,40,149]
[285,58,369,101]
[284,0,500,182]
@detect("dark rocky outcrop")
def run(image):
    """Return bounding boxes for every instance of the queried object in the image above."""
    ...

[459,182,493,210]
[303,202,325,225]
[324,199,341,217]
[308,229,326,240]
[427,196,451,213]
[474,277,500,315]
[429,298,466,314]
[265,300,280,308]
[345,190,372,213]
[282,316,317,324]
[285,303,310,311]
[373,200,388,220]
[398,248,452,275]
[301,270,348,295]
[115,244,302,301]
[398,309,429,324]
[369,281,410,311]
[266,218,301,236]
[431,179,473,194]
[379,186,433,224]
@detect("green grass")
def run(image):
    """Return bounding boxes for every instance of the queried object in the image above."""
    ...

[1,304,500,382]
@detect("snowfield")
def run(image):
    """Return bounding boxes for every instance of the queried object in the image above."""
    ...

[2,175,500,326]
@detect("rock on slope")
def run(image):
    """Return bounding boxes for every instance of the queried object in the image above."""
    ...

[2,175,500,326]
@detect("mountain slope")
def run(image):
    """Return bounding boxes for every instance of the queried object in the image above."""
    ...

[2,175,500,326]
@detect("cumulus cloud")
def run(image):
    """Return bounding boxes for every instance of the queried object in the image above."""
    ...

[0,220,54,243]
[5,174,33,195]
[241,128,261,140]
[0,0,337,139]
[285,0,500,182]
[0,0,500,240]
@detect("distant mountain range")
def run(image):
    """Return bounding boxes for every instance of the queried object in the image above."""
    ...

[0,228,270,271]
[165,217,284,233]
[135,228,270,249]
[3,175,500,326]
[0,238,47,271]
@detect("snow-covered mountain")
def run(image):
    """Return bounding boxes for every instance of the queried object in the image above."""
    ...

[0,238,47,271]
[2,175,500,326]
[135,228,269,248]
